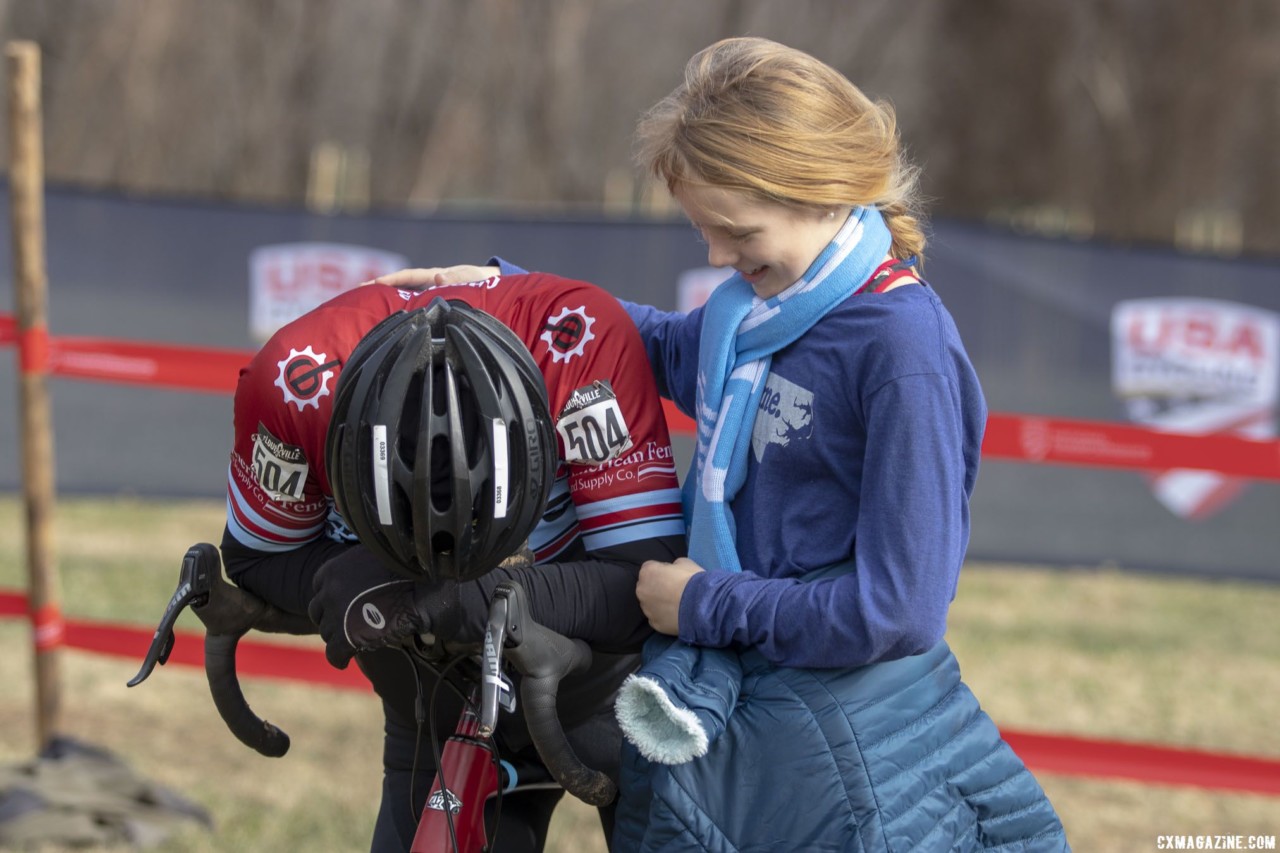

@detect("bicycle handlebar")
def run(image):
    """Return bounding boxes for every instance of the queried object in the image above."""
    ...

[203,632,290,757]
[129,543,619,806]
[489,580,618,807]
[127,542,314,757]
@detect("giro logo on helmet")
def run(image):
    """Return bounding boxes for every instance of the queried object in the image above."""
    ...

[275,345,340,411]
[362,602,386,629]
[540,306,596,363]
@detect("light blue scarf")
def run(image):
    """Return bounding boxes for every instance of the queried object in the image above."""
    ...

[685,206,892,571]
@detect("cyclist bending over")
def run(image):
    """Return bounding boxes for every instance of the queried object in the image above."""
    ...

[220,277,686,852]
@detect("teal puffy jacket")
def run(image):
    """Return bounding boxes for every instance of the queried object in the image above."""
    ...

[613,636,1070,852]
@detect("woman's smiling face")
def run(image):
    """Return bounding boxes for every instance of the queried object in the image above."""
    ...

[673,183,847,299]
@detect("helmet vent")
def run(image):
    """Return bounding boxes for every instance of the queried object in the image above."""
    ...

[431,531,455,558]
[430,435,452,512]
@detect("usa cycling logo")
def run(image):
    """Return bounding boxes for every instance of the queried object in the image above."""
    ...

[275,345,340,411]
[540,306,596,363]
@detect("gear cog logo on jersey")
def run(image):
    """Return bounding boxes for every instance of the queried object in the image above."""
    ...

[275,345,341,411]
[540,306,596,363]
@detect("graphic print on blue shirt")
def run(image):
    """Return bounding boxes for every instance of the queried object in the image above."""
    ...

[751,372,815,462]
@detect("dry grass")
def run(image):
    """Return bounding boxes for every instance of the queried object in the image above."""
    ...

[1,495,1278,851]
[0,496,606,852]
[947,566,1280,852]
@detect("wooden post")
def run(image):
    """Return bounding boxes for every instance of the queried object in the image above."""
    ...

[7,40,64,751]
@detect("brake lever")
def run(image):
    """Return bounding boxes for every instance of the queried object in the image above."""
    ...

[126,543,217,687]
[478,591,509,737]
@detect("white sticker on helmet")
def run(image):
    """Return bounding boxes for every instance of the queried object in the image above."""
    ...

[492,419,509,519]
[372,425,392,525]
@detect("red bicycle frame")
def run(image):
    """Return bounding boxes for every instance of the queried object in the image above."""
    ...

[413,698,498,851]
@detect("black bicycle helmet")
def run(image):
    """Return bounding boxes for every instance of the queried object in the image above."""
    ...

[325,298,556,583]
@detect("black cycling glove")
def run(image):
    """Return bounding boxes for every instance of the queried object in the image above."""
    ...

[308,560,429,669]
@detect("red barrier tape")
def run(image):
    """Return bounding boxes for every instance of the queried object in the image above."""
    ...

[0,591,368,691]
[18,326,49,375]
[46,335,248,393]
[3,320,1277,793]
[1,589,1277,795]
[982,413,1280,481]
[1002,731,1280,796]
[665,398,1280,480]
[661,399,694,435]
[0,313,246,393]
[30,601,66,651]
[2,312,1278,478]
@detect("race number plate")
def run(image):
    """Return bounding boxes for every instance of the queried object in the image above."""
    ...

[556,381,633,466]
[252,423,309,502]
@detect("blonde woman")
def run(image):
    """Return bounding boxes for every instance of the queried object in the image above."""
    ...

[381,36,1068,852]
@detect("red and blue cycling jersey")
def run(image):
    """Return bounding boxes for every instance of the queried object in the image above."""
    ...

[226,273,684,564]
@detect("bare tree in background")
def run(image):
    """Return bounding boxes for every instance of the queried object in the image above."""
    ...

[923,0,1279,254]
[0,0,1276,255]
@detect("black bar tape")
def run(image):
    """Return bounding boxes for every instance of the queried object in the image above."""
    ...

[204,632,291,758]
[511,621,617,806]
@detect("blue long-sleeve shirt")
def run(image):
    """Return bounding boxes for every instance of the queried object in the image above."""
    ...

[494,258,987,668]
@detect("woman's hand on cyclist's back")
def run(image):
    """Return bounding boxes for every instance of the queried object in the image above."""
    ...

[366,265,501,289]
